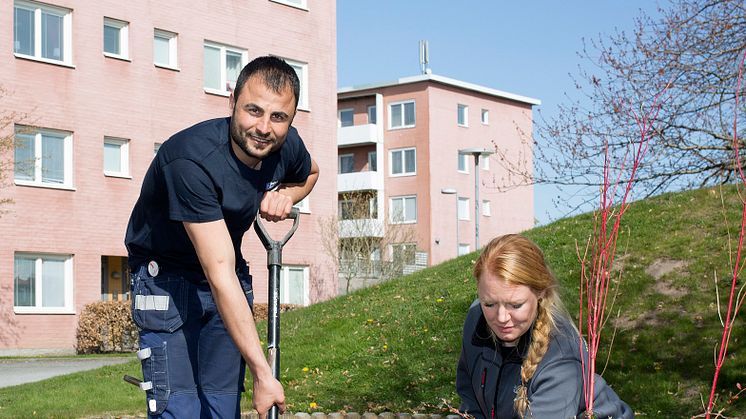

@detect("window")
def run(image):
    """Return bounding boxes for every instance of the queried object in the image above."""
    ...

[13,0,72,65]
[391,243,416,266]
[390,147,416,176]
[103,137,129,177]
[480,154,490,171]
[154,29,177,68]
[270,0,308,10]
[280,265,309,306]
[339,154,354,174]
[482,200,491,217]
[293,196,310,213]
[14,125,73,188]
[458,244,471,256]
[389,100,415,129]
[285,59,309,110]
[458,153,469,173]
[339,108,353,127]
[103,17,128,59]
[458,197,470,220]
[458,104,468,127]
[481,109,489,125]
[390,195,416,223]
[338,199,354,220]
[368,151,377,172]
[14,253,73,313]
[203,41,247,95]
[367,105,377,124]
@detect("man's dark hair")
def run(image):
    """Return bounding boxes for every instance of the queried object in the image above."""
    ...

[233,56,301,109]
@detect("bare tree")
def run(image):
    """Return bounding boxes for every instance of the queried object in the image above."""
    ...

[319,191,418,294]
[0,85,22,214]
[493,0,746,210]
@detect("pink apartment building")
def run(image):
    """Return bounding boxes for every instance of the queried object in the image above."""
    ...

[336,74,539,290]
[0,0,337,354]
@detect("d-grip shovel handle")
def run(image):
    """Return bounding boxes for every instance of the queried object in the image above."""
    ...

[254,207,300,257]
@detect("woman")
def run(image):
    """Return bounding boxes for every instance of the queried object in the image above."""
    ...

[456,234,633,418]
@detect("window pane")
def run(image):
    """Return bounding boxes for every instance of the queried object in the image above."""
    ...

[282,268,305,305]
[404,197,416,221]
[404,149,415,173]
[154,35,170,65]
[104,142,122,172]
[14,256,35,307]
[203,45,221,90]
[369,152,377,172]
[404,102,415,126]
[368,106,377,124]
[340,110,353,127]
[289,63,304,108]
[339,156,354,174]
[392,150,402,174]
[41,133,64,184]
[458,198,470,220]
[42,259,65,307]
[391,104,402,128]
[41,11,64,61]
[14,132,35,181]
[14,6,34,55]
[458,154,466,171]
[104,24,120,54]
[391,198,403,221]
[458,105,466,125]
[226,51,242,91]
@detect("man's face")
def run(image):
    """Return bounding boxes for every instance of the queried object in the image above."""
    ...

[230,76,296,166]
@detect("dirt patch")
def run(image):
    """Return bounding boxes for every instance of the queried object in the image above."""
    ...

[653,279,688,298]
[645,258,688,280]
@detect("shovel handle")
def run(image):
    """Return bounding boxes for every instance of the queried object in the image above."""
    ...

[254,207,301,253]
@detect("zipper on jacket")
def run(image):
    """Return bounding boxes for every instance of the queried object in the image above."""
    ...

[481,368,487,388]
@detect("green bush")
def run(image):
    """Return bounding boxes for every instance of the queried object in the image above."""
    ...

[76,300,138,354]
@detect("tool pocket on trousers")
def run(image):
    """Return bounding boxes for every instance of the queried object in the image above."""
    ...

[140,341,170,415]
[131,274,188,333]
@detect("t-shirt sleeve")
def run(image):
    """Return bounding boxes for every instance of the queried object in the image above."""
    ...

[281,127,312,184]
[162,158,223,222]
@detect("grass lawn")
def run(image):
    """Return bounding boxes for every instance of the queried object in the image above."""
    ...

[1,186,745,417]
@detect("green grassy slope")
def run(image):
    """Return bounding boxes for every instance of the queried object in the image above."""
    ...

[0,186,744,418]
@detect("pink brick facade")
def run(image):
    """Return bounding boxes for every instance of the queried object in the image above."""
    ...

[337,75,537,279]
[0,0,337,354]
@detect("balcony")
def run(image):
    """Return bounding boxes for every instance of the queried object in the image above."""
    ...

[338,171,383,192]
[338,123,380,148]
[338,218,384,238]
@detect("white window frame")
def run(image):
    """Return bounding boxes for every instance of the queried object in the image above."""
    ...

[458,197,470,221]
[338,108,354,127]
[390,195,417,224]
[480,154,490,171]
[481,109,489,125]
[103,17,128,60]
[367,105,377,124]
[293,196,311,214]
[390,147,416,177]
[458,153,469,174]
[388,100,416,129]
[482,200,491,217]
[14,253,74,314]
[339,153,354,174]
[13,0,73,66]
[154,29,178,69]
[14,125,73,189]
[458,244,471,256]
[203,41,247,96]
[283,58,309,111]
[103,137,130,178]
[269,0,308,11]
[457,104,469,127]
[280,265,310,306]
[154,142,162,157]
[368,151,377,172]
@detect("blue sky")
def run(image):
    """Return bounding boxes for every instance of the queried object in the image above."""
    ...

[336,0,663,225]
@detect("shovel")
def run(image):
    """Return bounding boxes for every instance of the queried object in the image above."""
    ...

[254,207,300,419]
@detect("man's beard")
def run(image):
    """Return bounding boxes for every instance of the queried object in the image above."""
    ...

[230,117,270,161]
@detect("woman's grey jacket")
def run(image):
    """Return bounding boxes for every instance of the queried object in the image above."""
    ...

[456,299,634,419]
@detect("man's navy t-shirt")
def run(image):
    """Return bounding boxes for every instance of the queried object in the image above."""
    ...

[125,117,311,272]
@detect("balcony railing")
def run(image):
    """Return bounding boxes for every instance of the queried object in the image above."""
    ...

[338,218,384,238]
[338,123,380,148]
[338,171,383,192]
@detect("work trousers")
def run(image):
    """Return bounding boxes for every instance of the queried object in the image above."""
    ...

[130,263,254,418]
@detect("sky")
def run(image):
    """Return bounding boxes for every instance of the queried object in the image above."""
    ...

[336,0,664,225]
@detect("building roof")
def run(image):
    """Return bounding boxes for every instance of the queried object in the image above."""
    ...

[338,73,541,106]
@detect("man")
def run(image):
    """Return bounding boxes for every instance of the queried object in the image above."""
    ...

[125,56,319,418]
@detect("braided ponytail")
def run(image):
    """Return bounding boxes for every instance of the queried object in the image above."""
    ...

[513,298,553,417]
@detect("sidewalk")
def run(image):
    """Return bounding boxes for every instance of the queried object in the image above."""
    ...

[0,356,134,388]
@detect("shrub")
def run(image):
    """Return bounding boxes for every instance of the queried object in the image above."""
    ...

[76,300,138,354]
[252,303,298,321]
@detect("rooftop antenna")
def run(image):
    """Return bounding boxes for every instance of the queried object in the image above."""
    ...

[419,40,431,75]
